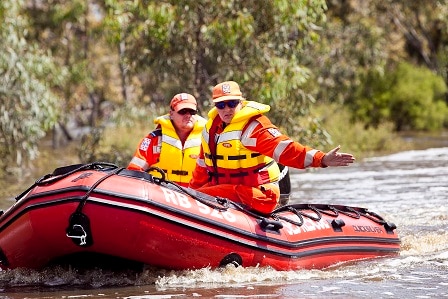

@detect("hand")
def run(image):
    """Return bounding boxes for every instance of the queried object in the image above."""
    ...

[322,145,355,167]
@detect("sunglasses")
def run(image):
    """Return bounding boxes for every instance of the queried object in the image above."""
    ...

[177,108,197,115]
[215,100,240,110]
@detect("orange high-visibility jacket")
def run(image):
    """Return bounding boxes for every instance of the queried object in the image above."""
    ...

[190,101,326,189]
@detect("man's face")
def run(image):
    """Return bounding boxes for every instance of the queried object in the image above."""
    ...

[170,108,197,132]
[215,100,241,124]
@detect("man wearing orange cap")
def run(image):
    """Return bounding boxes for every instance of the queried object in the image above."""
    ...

[128,93,206,187]
[189,81,355,214]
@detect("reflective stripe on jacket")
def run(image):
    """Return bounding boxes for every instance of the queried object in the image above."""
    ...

[152,115,205,185]
[202,101,280,186]
[128,114,206,186]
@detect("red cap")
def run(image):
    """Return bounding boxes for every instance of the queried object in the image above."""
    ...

[170,93,197,111]
[212,81,244,102]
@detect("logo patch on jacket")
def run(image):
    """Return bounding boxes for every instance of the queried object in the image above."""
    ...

[189,154,199,159]
[140,138,151,151]
[222,142,232,148]
[267,128,281,137]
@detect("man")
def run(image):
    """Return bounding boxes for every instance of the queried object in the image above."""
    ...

[128,93,206,187]
[189,81,355,214]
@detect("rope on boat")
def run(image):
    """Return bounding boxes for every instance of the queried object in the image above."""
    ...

[17,161,392,232]
[150,169,390,229]
[41,162,118,185]
[145,167,272,220]
[270,203,387,228]
[146,165,234,212]
[15,162,119,202]
[75,167,124,213]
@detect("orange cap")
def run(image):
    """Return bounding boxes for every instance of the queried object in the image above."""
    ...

[212,81,244,102]
[170,93,197,111]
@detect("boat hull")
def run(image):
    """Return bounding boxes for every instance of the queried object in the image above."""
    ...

[0,163,400,270]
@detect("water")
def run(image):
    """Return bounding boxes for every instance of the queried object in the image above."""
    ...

[0,147,447,298]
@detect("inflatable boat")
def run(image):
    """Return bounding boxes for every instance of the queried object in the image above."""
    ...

[0,162,400,271]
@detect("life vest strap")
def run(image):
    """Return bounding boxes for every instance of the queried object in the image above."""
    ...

[208,160,275,179]
[161,169,189,176]
[172,170,189,176]
[205,152,261,160]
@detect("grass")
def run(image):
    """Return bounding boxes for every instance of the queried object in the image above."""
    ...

[91,120,154,168]
[313,104,413,160]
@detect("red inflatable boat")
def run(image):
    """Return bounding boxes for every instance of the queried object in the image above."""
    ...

[0,162,400,271]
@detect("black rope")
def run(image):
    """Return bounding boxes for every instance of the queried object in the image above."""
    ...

[274,211,304,227]
[75,167,124,214]
[314,204,339,217]
[336,206,361,219]
[363,209,387,225]
[305,205,323,221]
[15,162,118,202]
[270,203,392,228]
[37,162,118,186]
[152,174,231,212]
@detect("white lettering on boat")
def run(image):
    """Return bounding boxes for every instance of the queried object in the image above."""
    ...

[161,188,237,223]
[210,208,224,220]
[196,201,237,223]
[281,217,331,235]
[161,188,192,208]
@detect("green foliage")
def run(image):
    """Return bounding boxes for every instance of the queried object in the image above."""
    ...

[310,6,388,106]
[352,62,448,131]
[315,104,412,159]
[3,0,448,173]
[0,0,66,171]
[391,63,447,130]
[102,0,329,141]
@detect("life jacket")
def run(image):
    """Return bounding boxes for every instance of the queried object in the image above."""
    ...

[202,101,280,186]
[152,115,206,186]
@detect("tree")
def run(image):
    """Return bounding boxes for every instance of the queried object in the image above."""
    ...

[101,0,330,145]
[316,0,448,105]
[352,62,448,131]
[0,0,65,172]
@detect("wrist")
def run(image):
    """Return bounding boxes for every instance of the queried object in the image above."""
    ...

[321,156,328,168]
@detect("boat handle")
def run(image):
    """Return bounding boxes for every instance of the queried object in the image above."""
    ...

[260,218,283,231]
[66,224,87,246]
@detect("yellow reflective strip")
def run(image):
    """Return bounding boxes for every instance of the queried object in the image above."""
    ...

[162,135,183,150]
[218,130,242,143]
[241,120,258,147]
[130,157,149,169]
[305,149,318,167]
[184,138,201,149]
[273,140,292,161]
[202,129,209,142]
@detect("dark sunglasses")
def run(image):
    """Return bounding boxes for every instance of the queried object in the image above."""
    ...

[215,100,240,109]
[177,108,197,115]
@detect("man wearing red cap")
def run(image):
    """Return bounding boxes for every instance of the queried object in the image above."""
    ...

[128,93,206,187]
[189,81,355,214]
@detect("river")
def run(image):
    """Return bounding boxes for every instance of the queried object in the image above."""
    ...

[0,146,447,298]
